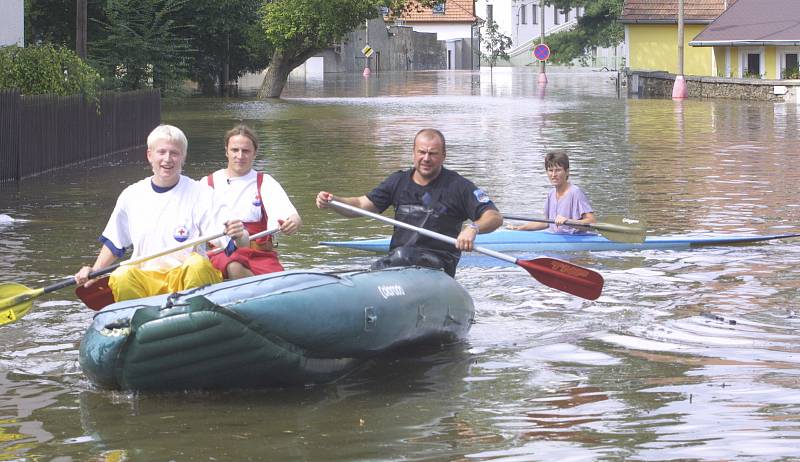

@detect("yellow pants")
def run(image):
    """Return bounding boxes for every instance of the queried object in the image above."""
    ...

[109,253,223,302]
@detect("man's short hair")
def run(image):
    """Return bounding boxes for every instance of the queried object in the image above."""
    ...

[147,125,188,156]
[414,128,446,154]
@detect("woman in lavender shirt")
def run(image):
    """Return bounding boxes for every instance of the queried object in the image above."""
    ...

[508,151,596,234]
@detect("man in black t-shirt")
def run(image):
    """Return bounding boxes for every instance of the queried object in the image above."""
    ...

[316,129,503,276]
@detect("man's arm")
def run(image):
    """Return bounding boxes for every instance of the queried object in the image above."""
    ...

[74,245,119,287]
[316,191,380,217]
[456,208,503,251]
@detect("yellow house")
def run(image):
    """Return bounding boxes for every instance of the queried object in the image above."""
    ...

[689,0,800,79]
[621,0,730,75]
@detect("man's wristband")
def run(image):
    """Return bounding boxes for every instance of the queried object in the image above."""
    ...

[464,222,479,233]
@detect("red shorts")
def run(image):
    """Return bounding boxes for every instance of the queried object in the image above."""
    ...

[209,248,284,278]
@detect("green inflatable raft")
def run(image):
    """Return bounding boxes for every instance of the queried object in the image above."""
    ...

[79,267,474,390]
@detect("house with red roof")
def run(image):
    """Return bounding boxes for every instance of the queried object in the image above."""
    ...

[389,0,479,69]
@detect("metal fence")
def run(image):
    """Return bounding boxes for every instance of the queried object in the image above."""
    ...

[0,89,160,183]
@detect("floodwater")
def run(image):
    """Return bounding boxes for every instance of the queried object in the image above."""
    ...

[2,67,800,461]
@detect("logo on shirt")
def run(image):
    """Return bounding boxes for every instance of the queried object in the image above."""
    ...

[473,189,491,203]
[173,225,189,242]
[252,194,262,207]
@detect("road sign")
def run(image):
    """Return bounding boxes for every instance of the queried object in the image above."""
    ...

[362,45,374,57]
[533,43,551,62]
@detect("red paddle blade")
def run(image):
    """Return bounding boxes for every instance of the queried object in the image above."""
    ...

[517,257,604,300]
[75,276,115,311]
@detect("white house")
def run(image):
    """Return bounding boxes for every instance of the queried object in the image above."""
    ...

[475,0,624,68]
[390,0,480,69]
[0,0,24,47]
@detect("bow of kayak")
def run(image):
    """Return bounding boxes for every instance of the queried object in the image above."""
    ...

[320,230,800,253]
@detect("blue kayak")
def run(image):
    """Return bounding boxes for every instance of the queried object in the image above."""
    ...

[320,230,800,253]
[79,267,474,390]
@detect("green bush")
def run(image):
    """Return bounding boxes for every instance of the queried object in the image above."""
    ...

[0,44,101,97]
[782,67,800,80]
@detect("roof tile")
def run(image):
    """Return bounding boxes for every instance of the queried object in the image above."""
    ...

[621,0,736,22]
[393,0,476,23]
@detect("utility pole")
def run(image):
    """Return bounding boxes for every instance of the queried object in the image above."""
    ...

[76,0,87,59]
[672,0,687,99]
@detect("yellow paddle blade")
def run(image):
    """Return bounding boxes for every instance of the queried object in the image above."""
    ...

[594,215,648,244]
[0,283,41,326]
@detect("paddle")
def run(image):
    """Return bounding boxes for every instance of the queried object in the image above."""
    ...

[327,200,604,300]
[0,230,229,326]
[75,227,282,311]
[505,214,647,244]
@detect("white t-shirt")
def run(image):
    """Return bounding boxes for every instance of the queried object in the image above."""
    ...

[206,169,298,230]
[101,175,230,271]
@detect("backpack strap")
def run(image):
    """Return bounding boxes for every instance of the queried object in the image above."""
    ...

[206,174,214,188]
[256,172,270,242]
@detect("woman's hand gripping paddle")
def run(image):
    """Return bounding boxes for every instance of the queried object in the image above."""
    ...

[327,200,604,300]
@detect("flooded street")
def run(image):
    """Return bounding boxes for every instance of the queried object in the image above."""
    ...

[2,68,800,460]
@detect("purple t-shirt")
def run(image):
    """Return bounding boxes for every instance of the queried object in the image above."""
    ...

[543,184,593,234]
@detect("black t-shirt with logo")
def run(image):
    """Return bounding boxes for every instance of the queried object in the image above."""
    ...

[366,167,497,263]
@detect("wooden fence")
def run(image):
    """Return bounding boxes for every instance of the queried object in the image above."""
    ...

[0,89,160,182]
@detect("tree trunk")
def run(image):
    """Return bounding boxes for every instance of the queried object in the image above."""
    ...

[76,0,87,58]
[257,51,295,98]
[257,47,319,99]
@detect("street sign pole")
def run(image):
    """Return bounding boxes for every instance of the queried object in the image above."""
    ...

[363,19,371,77]
[538,1,547,84]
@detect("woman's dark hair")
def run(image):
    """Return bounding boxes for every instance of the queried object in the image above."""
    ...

[544,150,569,171]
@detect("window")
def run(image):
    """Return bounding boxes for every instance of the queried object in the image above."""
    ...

[564,8,569,21]
[433,2,445,14]
[747,53,760,76]
[531,4,537,23]
[783,52,799,79]
[554,7,560,24]
[520,4,526,24]
[486,4,493,24]
[739,48,764,78]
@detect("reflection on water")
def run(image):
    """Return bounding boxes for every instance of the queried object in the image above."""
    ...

[1,67,799,460]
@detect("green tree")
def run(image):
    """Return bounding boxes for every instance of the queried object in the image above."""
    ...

[257,0,433,98]
[0,44,101,97]
[541,0,623,66]
[91,0,193,93]
[176,0,271,95]
[480,19,512,79]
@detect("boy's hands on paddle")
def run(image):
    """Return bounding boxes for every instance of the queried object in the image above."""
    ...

[75,267,96,287]
[278,215,302,235]
[316,191,334,209]
[224,219,250,248]
[75,246,117,288]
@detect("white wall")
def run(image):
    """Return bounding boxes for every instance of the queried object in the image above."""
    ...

[475,0,580,55]
[406,23,473,41]
[475,0,514,40]
[511,0,581,50]
[0,0,24,47]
